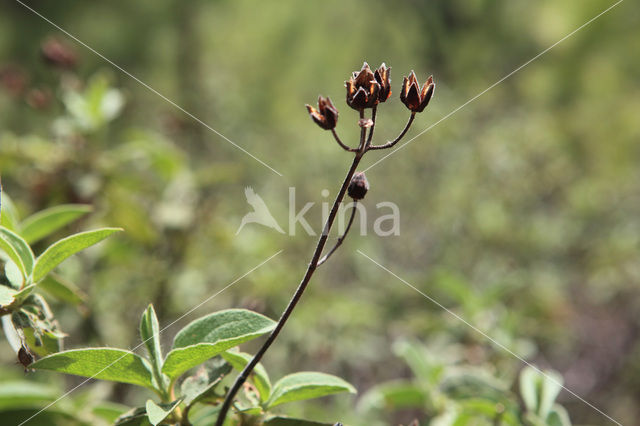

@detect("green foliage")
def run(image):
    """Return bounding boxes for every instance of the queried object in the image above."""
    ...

[266,372,356,409]
[32,228,122,283]
[31,348,155,389]
[28,304,355,425]
[358,339,571,426]
[0,198,120,366]
[20,205,93,245]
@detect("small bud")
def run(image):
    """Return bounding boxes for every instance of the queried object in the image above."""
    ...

[348,172,369,200]
[18,345,34,370]
[400,71,435,113]
[306,96,339,130]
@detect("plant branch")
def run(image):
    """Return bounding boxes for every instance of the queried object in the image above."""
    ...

[215,127,368,425]
[364,105,377,149]
[316,200,358,267]
[367,112,415,150]
[331,129,357,152]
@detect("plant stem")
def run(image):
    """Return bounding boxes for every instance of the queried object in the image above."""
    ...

[215,125,368,426]
[316,200,358,267]
[367,112,415,150]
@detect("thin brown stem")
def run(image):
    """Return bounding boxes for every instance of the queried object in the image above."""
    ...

[215,127,369,425]
[367,112,415,151]
[331,128,357,152]
[364,106,377,149]
[316,200,358,267]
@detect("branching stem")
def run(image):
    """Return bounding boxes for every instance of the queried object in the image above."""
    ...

[215,115,369,426]
[367,112,415,150]
[316,200,358,267]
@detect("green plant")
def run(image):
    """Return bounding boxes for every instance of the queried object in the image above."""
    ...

[358,339,571,426]
[29,304,355,425]
[0,189,120,366]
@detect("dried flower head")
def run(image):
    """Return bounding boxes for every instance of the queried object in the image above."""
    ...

[348,172,369,200]
[400,71,435,113]
[306,96,339,130]
[345,62,380,110]
[374,63,392,103]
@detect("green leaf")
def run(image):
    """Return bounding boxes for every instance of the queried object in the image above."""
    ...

[357,380,427,412]
[163,309,275,380]
[0,285,17,307]
[520,366,541,414]
[267,372,356,409]
[547,404,572,426]
[23,327,62,357]
[39,274,87,306]
[0,381,58,409]
[222,350,272,402]
[92,401,130,423]
[30,348,155,390]
[0,226,35,278]
[539,370,563,419]
[5,260,23,289]
[20,204,93,245]
[163,344,232,381]
[180,360,232,406]
[32,227,122,283]
[172,309,275,349]
[0,193,21,231]
[1,315,22,353]
[140,304,166,389]
[263,416,336,426]
[145,399,180,426]
[115,406,150,426]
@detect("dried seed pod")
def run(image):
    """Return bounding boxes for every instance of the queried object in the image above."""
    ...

[345,62,380,110]
[18,345,34,370]
[400,71,435,113]
[348,172,369,200]
[374,63,391,102]
[306,96,339,130]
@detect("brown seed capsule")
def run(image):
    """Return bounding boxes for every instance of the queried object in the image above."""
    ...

[374,63,392,103]
[345,62,380,110]
[18,345,34,369]
[306,96,339,130]
[400,71,435,113]
[348,172,369,200]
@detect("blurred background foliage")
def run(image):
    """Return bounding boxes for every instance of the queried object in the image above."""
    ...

[1,0,639,424]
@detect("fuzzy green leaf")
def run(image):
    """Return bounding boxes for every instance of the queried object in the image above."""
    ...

[20,204,93,244]
[32,227,122,283]
[39,274,87,306]
[172,309,275,349]
[267,372,356,409]
[180,360,232,407]
[0,285,17,307]
[163,309,275,380]
[145,399,180,426]
[0,227,35,278]
[263,417,335,426]
[0,381,59,410]
[30,348,155,390]
[222,350,272,402]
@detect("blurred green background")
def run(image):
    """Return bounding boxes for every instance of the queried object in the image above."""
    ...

[1,0,639,424]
